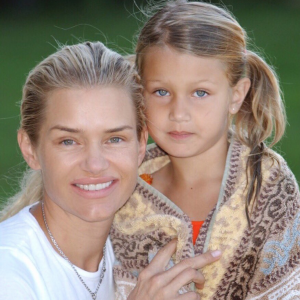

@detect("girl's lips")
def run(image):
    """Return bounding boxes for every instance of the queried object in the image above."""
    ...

[168,131,194,140]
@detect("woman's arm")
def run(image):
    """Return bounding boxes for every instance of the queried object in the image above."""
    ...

[128,239,221,300]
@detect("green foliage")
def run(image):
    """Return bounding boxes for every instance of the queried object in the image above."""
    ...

[0,0,299,204]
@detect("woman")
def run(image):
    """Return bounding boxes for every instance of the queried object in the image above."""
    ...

[0,41,220,300]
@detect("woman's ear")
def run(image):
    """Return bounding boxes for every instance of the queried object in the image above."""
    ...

[18,130,41,170]
[138,127,148,166]
[229,78,251,114]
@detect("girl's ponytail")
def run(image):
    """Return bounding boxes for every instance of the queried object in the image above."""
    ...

[236,50,286,148]
[0,169,43,222]
[235,50,286,223]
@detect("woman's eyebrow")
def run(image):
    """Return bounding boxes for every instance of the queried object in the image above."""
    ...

[50,125,81,133]
[105,125,134,133]
[49,125,134,134]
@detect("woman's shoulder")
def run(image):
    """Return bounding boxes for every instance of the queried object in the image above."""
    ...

[0,204,41,250]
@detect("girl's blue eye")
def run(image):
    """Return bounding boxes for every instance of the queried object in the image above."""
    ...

[155,89,169,96]
[109,137,122,143]
[62,139,75,146]
[194,90,207,98]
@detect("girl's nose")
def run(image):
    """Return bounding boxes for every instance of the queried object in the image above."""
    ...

[169,97,191,123]
[82,145,109,175]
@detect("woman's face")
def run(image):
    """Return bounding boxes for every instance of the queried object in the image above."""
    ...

[23,87,146,223]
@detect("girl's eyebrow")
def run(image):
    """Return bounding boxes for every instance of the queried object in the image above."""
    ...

[146,79,218,85]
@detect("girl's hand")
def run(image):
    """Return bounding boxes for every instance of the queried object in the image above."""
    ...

[127,239,221,300]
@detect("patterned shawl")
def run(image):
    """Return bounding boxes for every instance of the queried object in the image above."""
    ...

[111,138,300,299]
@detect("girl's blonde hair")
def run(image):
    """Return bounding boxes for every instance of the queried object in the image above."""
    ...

[135,0,286,221]
[0,41,145,222]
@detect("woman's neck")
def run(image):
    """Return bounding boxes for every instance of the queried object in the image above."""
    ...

[31,201,111,272]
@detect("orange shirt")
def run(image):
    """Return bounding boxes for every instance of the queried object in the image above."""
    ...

[191,220,204,244]
[140,174,204,245]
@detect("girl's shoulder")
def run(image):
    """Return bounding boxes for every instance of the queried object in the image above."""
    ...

[259,148,300,206]
[262,148,298,182]
[139,143,170,176]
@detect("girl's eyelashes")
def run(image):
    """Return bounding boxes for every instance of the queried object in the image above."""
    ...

[154,89,170,96]
[193,90,208,98]
[153,89,208,98]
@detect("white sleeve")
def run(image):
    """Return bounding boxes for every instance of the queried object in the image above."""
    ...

[0,272,37,300]
[0,251,37,300]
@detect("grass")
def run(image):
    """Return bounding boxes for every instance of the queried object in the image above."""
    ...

[0,1,299,204]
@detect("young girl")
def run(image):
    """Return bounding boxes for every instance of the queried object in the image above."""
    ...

[111,1,300,299]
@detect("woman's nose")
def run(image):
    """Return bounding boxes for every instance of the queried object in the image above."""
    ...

[82,145,110,174]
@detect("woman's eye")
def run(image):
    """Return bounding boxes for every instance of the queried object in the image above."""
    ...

[61,139,75,146]
[194,90,207,98]
[109,137,122,143]
[62,139,75,146]
[155,89,170,96]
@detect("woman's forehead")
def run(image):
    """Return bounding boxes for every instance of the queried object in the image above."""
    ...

[42,87,137,134]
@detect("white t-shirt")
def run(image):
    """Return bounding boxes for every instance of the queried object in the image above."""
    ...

[0,205,115,300]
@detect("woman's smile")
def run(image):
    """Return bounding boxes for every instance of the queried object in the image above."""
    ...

[72,179,117,200]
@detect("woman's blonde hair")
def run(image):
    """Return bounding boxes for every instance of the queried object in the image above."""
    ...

[135,0,286,221]
[0,41,145,222]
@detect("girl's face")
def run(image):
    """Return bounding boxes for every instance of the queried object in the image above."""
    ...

[143,46,248,160]
[20,87,147,223]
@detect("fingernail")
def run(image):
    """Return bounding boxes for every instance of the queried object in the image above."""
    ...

[211,250,222,257]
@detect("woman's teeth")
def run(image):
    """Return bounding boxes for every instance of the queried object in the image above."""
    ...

[76,181,113,191]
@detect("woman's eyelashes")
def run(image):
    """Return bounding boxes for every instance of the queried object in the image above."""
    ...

[58,136,125,147]
[108,137,123,144]
[61,139,76,146]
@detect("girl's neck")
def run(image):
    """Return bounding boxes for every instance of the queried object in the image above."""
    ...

[168,138,229,185]
[31,201,110,272]
[152,137,229,220]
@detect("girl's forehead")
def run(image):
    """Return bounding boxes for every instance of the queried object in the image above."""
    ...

[142,46,228,83]
[144,44,226,67]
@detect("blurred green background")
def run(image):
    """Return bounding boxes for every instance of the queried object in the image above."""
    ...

[1,0,299,204]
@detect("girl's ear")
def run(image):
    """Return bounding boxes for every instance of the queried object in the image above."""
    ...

[229,78,251,114]
[138,127,148,166]
[18,130,41,170]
